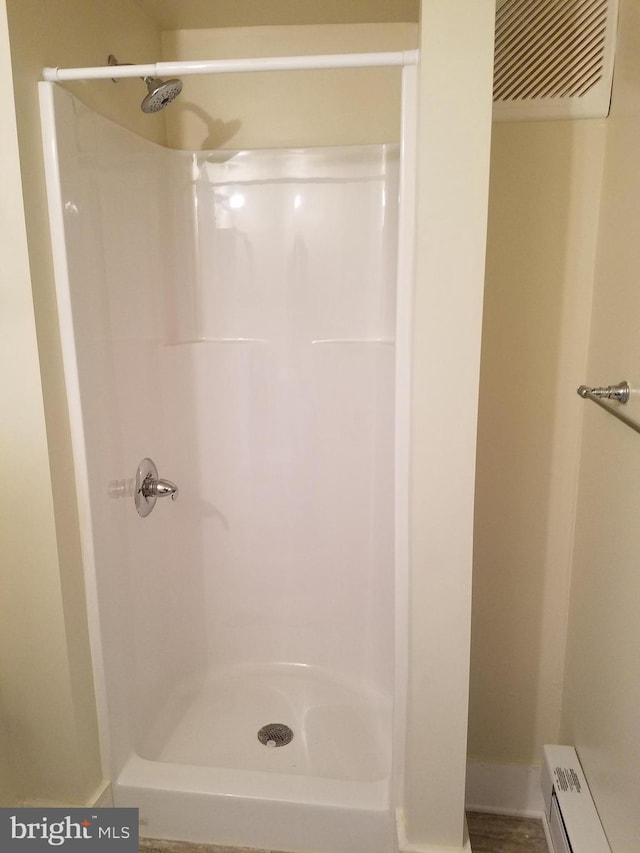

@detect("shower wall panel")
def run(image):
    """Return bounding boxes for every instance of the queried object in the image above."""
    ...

[44,83,398,780]
[42,85,199,772]
[161,147,398,691]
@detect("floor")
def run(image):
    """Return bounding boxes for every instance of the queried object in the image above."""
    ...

[466,812,549,852]
[139,812,550,853]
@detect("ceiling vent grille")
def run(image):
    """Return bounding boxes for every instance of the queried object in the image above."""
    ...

[493,0,619,121]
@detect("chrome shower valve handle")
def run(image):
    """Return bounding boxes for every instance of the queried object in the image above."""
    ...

[135,457,179,517]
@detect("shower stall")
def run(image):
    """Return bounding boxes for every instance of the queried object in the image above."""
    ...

[39,52,416,853]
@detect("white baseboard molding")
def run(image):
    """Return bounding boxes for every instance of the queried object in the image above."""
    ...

[465,761,546,819]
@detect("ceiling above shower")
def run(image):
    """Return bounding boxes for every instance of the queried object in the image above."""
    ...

[132,0,419,30]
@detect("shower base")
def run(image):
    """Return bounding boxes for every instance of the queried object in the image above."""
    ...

[139,663,390,781]
[114,664,395,853]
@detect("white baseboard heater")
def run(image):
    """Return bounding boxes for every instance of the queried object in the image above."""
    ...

[542,745,611,853]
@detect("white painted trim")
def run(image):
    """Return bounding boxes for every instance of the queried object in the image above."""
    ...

[396,809,471,853]
[465,761,546,819]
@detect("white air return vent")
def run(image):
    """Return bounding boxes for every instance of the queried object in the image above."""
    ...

[542,745,611,853]
[493,0,619,121]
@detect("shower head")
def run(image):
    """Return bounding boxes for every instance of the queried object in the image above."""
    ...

[107,56,183,114]
[141,75,183,113]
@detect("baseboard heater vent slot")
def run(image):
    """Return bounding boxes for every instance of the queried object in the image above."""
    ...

[542,745,611,853]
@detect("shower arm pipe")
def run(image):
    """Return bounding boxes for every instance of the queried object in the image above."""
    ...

[42,49,419,82]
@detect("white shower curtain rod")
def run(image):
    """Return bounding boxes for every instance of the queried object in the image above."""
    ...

[43,50,419,82]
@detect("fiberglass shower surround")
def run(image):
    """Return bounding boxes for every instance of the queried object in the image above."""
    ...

[40,50,417,853]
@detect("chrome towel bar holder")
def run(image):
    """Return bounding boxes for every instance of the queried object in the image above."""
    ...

[577,380,640,435]
[578,380,630,403]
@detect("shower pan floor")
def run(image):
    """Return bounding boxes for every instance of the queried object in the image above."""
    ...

[139,663,391,783]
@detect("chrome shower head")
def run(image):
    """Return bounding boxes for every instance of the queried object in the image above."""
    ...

[141,75,183,113]
[107,56,183,114]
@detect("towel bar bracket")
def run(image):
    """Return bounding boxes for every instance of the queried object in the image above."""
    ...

[577,380,640,436]
[578,381,630,403]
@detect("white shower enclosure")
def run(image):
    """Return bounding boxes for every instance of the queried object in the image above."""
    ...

[40,63,414,853]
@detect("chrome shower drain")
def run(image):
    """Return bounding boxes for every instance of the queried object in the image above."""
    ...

[257,723,294,748]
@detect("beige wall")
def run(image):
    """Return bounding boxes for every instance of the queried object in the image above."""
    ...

[8,0,167,147]
[0,718,17,805]
[161,24,417,150]
[136,0,419,29]
[470,121,605,766]
[0,1,44,805]
[472,1,640,843]
[0,0,98,805]
[560,0,640,848]
[0,0,164,804]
